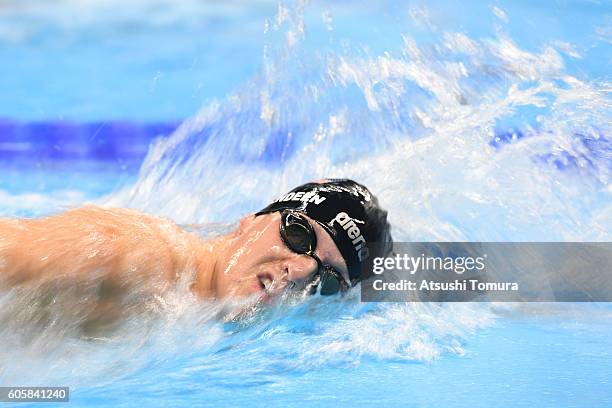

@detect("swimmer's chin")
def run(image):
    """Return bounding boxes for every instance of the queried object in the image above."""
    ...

[219,288,309,323]
[233,279,307,308]
[217,293,275,323]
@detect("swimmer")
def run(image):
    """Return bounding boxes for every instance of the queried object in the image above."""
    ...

[0,179,392,301]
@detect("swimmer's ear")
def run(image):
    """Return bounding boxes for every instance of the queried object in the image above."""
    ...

[238,214,256,234]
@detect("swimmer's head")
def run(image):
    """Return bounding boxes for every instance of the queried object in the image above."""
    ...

[256,179,393,284]
[211,179,392,300]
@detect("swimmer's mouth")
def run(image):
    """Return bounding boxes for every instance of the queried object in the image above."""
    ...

[256,272,287,297]
[258,273,273,292]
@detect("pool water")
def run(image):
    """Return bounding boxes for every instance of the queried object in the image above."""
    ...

[0,1,611,407]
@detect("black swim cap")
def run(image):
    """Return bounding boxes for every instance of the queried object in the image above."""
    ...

[256,179,393,282]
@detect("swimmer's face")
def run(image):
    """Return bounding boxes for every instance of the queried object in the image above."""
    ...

[213,212,348,300]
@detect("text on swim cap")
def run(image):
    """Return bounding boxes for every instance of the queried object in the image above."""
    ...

[333,212,370,262]
[275,191,327,205]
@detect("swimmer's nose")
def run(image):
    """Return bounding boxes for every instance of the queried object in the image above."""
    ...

[283,254,318,285]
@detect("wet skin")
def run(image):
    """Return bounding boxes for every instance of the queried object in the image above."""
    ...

[205,211,349,300]
[0,206,349,302]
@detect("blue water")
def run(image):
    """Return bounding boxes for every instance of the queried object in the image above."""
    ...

[1,0,611,407]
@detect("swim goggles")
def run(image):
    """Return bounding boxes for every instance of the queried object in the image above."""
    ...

[279,210,350,295]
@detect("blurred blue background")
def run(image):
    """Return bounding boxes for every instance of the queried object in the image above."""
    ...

[0,2,611,407]
[1,0,609,176]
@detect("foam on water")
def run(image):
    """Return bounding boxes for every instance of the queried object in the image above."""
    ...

[1,0,611,401]
[101,0,609,378]
[107,1,610,238]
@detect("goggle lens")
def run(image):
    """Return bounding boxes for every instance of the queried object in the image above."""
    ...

[280,211,348,296]
[319,269,342,295]
[283,218,315,254]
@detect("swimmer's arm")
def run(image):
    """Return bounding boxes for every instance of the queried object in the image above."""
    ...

[0,206,206,288]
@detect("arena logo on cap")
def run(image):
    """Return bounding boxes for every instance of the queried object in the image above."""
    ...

[332,212,370,261]
[275,190,327,205]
